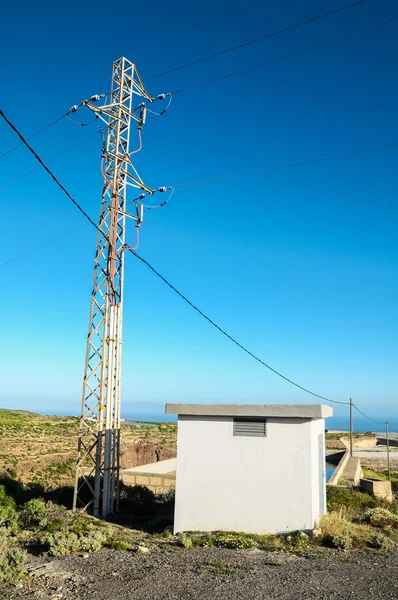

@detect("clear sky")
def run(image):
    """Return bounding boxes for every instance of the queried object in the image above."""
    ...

[1,0,397,427]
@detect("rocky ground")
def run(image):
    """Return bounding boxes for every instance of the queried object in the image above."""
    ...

[5,547,398,600]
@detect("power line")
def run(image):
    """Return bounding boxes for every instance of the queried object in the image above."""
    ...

[0,5,387,169]
[131,251,396,427]
[0,112,394,424]
[129,248,349,406]
[3,139,398,267]
[0,131,98,193]
[172,16,398,95]
[0,109,102,235]
[172,142,398,189]
[0,114,67,161]
[144,0,365,82]
[2,218,391,425]
[352,403,385,426]
[0,4,382,168]
[0,224,88,269]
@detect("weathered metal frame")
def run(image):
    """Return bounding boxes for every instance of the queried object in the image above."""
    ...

[73,57,153,516]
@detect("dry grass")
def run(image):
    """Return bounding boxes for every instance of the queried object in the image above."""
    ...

[320,509,396,551]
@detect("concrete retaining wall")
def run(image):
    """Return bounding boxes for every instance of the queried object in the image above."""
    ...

[342,456,363,486]
[349,437,377,448]
[326,440,347,450]
[328,449,350,485]
[328,445,363,487]
[377,437,398,448]
[326,437,377,450]
[120,470,175,495]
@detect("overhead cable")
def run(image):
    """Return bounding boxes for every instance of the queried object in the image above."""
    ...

[144,0,365,81]
[0,114,67,161]
[352,403,385,426]
[0,131,98,193]
[172,16,398,95]
[129,248,349,405]
[0,224,88,269]
[171,142,398,189]
[0,110,103,235]
[0,95,103,162]
[2,138,398,265]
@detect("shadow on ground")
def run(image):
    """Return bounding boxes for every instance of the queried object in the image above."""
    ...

[0,473,174,533]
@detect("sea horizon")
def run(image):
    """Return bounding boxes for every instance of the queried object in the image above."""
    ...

[5,406,396,434]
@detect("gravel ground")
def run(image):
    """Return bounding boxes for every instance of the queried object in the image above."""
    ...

[4,547,398,600]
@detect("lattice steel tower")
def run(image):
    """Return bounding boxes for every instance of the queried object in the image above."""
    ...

[73,57,155,516]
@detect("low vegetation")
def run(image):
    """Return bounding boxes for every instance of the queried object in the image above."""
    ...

[1,410,397,590]
[325,430,375,441]
[2,475,398,589]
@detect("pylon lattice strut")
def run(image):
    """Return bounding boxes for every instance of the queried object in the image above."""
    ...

[73,57,154,516]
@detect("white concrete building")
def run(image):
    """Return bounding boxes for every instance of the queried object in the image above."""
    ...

[166,403,333,535]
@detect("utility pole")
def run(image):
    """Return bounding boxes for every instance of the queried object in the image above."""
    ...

[386,420,391,481]
[73,57,155,516]
[349,397,353,458]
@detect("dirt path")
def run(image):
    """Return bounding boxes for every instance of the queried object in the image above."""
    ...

[4,547,398,600]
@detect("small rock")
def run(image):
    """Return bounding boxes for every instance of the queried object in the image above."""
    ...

[15,582,23,589]
[311,528,322,538]
[370,513,389,528]
[83,553,90,559]
[137,546,150,553]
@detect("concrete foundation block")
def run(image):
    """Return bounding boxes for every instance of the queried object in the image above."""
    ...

[360,478,393,502]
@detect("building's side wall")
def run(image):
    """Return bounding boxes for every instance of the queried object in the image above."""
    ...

[309,419,326,526]
[174,415,319,534]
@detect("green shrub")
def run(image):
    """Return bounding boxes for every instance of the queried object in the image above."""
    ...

[19,498,47,527]
[190,534,215,547]
[280,532,310,552]
[69,515,95,535]
[0,485,17,528]
[324,532,353,550]
[361,508,398,527]
[0,534,26,584]
[320,513,356,550]
[39,527,107,556]
[18,499,111,556]
[367,531,395,552]
[327,487,379,516]
[105,539,130,551]
[179,533,193,548]
[40,531,80,556]
[78,529,107,553]
[327,486,398,517]
[214,533,255,550]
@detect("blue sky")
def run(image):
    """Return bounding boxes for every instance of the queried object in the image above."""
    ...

[1,0,397,428]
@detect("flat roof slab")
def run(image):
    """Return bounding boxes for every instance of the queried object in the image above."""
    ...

[165,403,333,419]
[123,458,177,475]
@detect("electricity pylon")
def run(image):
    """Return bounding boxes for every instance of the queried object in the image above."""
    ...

[73,57,154,516]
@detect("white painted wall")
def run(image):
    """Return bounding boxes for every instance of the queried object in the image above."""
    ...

[174,415,326,534]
